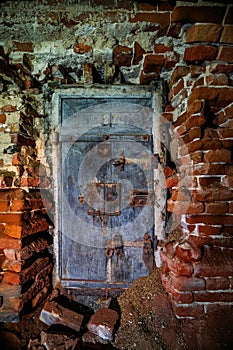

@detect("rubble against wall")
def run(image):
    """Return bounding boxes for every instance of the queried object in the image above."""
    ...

[0,0,233,320]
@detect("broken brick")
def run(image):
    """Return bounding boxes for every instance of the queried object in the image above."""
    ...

[87,307,119,341]
[40,301,84,332]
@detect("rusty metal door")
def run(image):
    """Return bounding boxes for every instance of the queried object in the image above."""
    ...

[57,93,159,295]
[60,124,155,294]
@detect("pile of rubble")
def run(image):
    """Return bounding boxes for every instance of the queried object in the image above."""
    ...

[28,296,119,349]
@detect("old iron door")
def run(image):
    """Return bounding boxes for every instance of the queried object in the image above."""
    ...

[58,97,158,296]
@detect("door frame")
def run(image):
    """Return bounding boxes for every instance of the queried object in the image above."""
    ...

[47,84,165,294]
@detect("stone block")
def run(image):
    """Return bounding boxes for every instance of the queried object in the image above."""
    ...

[40,301,84,332]
[87,307,119,341]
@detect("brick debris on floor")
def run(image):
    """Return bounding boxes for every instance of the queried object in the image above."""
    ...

[0,268,233,350]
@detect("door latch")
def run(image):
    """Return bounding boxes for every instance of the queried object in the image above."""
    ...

[112,150,125,171]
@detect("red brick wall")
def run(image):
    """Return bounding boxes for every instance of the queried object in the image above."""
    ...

[0,0,232,319]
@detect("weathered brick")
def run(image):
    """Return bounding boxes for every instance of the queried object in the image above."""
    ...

[229,202,233,213]
[164,51,179,69]
[87,308,119,341]
[113,45,133,67]
[40,301,84,332]
[140,71,160,85]
[196,246,233,277]
[206,277,230,290]
[225,164,233,176]
[194,291,233,303]
[170,275,206,292]
[210,63,233,75]
[161,251,194,277]
[203,149,231,163]
[184,45,217,62]
[218,128,233,138]
[169,65,190,88]
[129,12,170,35]
[221,25,233,44]
[167,199,204,215]
[172,302,204,318]
[198,225,222,236]
[143,54,164,73]
[13,41,34,52]
[73,43,92,54]
[217,46,233,63]
[175,240,202,262]
[193,187,233,202]
[190,151,203,164]
[133,42,145,65]
[1,259,23,273]
[206,73,228,86]
[186,215,233,225]
[1,105,17,113]
[0,113,6,123]
[164,166,175,179]
[154,44,173,54]
[172,6,226,24]
[165,175,178,188]
[5,218,49,239]
[4,237,50,261]
[0,232,22,250]
[198,177,221,187]
[171,189,192,202]
[189,127,202,141]
[186,24,222,43]
[205,202,229,214]
[194,163,225,175]
[4,257,50,285]
[174,99,205,128]
[171,289,194,304]
[225,6,233,25]
[172,78,184,96]
[189,86,233,108]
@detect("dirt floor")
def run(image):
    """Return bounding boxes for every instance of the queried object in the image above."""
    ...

[0,268,233,350]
